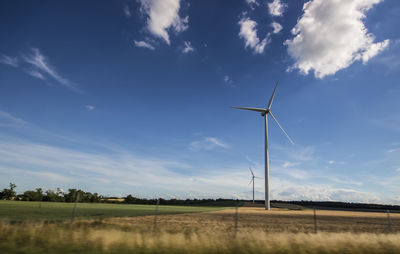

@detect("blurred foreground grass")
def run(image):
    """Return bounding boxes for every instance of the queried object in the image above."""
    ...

[1,221,399,254]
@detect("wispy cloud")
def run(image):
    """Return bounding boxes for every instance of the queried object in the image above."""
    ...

[372,115,400,132]
[123,4,131,18]
[0,48,80,92]
[0,138,253,198]
[223,75,233,84]
[0,54,18,67]
[22,48,80,92]
[138,0,188,45]
[189,137,229,151]
[134,40,155,50]
[285,0,389,79]
[25,69,46,80]
[86,105,95,111]
[282,161,301,168]
[29,170,73,183]
[0,112,395,203]
[238,17,269,54]
[279,168,309,180]
[0,110,28,128]
[182,41,194,53]
[388,148,400,153]
[0,130,388,202]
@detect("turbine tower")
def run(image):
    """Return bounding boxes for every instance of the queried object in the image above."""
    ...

[233,82,294,210]
[249,167,262,204]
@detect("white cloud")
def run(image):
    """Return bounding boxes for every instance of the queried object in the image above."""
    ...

[189,137,229,151]
[396,168,400,172]
[86,105,95,111]
[23,48,80,92]
[246,0,260,9]
[272,180,380,203]
[0,54,18,67]
[268,0,287,17]
[246,0,258,5]
[285,0,389,79]
[123,4,131,18]
[182,41,194,53]
[271,21,283,34]
[134,40,155,50]
[328,160,335,165]
[138,0,188,45]
[238,17,269,54]
[387,148,399,153]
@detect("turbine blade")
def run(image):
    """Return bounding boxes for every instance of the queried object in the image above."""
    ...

[267,81,279,110]
[232,107,266,113]
[249,167,254,176]
[269,111,294,145]
[249,178,254,185]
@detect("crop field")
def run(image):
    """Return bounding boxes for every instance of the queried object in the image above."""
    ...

[1,202,400,253]
[0,200,226,221]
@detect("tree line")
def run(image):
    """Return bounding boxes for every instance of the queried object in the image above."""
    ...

[2,183,400,210]
[0,183,238,206]
[0,183,101,203]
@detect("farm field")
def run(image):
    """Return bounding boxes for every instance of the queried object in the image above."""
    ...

[0,200,227,221]
[1,204,400,253]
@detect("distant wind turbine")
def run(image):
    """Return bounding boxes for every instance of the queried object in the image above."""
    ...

[233,82,294,210]
[249,167,262,204]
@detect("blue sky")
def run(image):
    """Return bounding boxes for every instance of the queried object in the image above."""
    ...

[0,0,399,204]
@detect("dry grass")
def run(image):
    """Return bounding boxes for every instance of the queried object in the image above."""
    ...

[1,207,399,253]
[101,207,400,234]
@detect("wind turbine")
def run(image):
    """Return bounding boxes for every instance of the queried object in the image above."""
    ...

[249,167,262,204]
[233,82,294,210]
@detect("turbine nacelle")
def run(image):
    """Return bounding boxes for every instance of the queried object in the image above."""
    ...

[261,109,270,116]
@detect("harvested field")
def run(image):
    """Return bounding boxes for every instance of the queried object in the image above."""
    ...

[102,207,400,234]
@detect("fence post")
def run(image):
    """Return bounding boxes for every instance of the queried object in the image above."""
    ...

[234,200,239,238]
[387,210,392,233]
[71,192,80,224]
[313,206,318,234]
[153,198,160,234]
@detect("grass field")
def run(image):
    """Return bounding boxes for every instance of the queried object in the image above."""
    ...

[1,202,400,253]
[0,200,227,221]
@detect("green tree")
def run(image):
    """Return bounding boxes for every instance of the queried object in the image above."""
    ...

[22,188,43,201]
[0,183,17,200]
[43,189,65,202]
